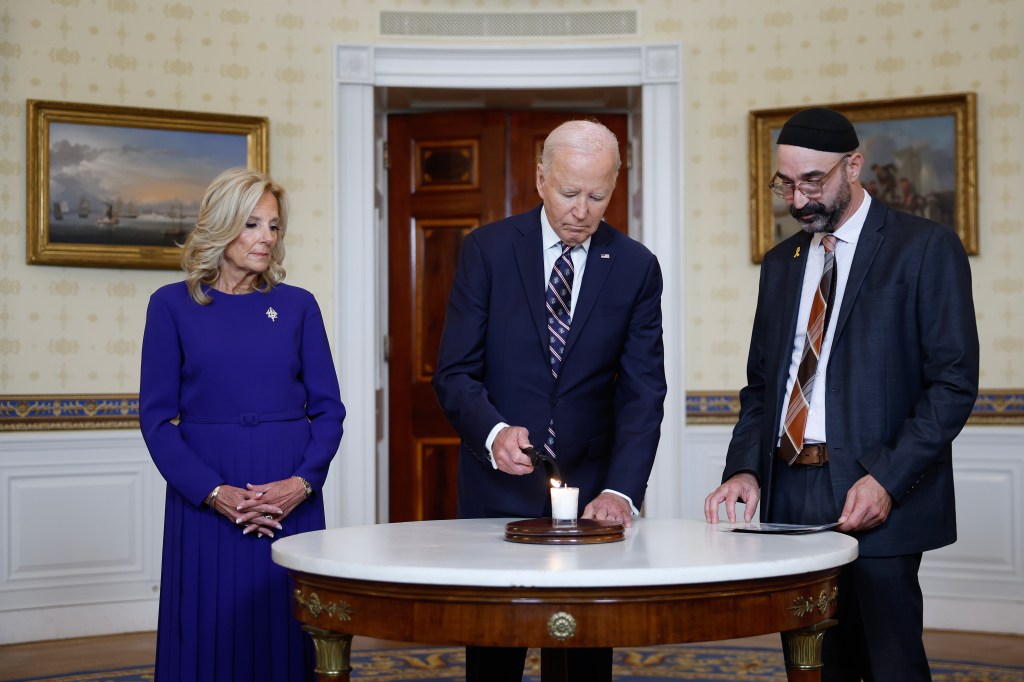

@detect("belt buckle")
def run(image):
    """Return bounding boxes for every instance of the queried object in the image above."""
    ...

[241,413,259,426]
[804,444,826,466]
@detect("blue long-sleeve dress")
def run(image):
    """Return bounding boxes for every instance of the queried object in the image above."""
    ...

[140,281,345,681]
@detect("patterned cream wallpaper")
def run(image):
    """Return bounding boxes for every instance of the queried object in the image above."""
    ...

[672,0,1022,394]
[0,0,1020,404]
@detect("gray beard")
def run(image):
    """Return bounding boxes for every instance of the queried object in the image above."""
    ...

[790,171,852,234]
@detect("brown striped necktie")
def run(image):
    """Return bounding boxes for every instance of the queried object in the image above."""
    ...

[778,234,838,465]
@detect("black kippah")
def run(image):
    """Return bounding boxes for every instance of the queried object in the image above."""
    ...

[776,107,859,153]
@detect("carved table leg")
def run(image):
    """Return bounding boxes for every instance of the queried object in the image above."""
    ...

[302,625,353,681]
[781,618,837,682]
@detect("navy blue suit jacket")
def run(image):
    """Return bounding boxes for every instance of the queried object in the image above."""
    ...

[433,205,667,519]
[723,198,979,556]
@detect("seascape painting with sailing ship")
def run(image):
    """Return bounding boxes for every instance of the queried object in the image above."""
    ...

[46,121,248,248]
[47,195,198,247]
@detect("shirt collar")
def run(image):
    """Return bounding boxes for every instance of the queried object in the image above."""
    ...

[541,207,591,253]
[812,191,870,249]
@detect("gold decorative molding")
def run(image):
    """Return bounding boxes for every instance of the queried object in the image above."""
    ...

[1,389,1021,431]
[0,394,138,431]
[781,618,837,671]
[686,390,1024,426]
[547,611,576,641]
[788,587,838,618]
[686,391,742,425]
[294,589,353,622]
[968,390,1024,425]
[301,625,353,678]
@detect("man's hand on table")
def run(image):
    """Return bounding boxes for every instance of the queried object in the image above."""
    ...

[583,492,633,528]
[704,472,760,524]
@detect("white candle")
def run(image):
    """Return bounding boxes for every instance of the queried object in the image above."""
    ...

[550,485,579,523]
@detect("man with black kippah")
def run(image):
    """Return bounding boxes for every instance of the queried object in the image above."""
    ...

[705,107,979,681]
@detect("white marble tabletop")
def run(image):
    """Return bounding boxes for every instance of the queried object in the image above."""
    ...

[272,518,858,589]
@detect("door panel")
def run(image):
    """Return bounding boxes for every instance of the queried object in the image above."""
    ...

[388,110,628,522]
[508,111,629,231]
[414,218,478,381]
[388,111,505,523]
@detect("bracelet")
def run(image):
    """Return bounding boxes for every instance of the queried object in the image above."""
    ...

[294,476,313,498]
[206,485,221,508]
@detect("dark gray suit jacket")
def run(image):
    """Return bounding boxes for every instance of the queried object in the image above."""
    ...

[723,198,979,556]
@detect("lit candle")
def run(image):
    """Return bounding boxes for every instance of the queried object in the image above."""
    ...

[550,482,579,525]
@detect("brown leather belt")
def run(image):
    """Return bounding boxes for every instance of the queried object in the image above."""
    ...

[776,443,829,466]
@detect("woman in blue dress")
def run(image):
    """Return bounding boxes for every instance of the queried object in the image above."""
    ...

[140,168,346,681]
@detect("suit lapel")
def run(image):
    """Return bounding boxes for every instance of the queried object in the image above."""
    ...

[562,223,614,363]
[782,233,812,323]
[776,231,813,385]
[511,208,548,360]
[833,199,885,345]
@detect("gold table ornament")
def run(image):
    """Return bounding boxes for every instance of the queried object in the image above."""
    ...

[547,611,577,641]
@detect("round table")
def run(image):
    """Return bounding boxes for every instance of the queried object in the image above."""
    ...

[272,517,858,681]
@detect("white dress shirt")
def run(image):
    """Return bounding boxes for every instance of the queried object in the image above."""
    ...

[778,194,871,445]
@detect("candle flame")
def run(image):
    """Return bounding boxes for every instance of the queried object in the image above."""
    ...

[550,478,562,488]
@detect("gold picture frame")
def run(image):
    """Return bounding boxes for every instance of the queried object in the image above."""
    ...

[748,93,977,263]
[27,99,268,269]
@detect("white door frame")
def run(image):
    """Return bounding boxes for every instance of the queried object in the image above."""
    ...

[330,43,685,527]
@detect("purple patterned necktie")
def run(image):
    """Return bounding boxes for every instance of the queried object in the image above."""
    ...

[544,242,574,460]
[778,234,838,465]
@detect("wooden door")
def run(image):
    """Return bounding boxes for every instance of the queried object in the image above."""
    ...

[388,110,629,522]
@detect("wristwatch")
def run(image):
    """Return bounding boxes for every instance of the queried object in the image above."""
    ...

[295,475,313,498]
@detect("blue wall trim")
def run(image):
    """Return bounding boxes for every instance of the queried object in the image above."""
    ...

[1,391,1021,430]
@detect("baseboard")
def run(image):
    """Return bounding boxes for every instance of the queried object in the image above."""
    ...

[925,595,1024,635]
[0,600,158,645]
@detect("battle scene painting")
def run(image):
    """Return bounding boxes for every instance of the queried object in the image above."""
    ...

[749,94,977,263]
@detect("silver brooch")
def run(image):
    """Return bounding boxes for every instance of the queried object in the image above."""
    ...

[265,307,278,322]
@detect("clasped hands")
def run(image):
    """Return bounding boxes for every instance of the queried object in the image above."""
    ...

[490,426,634,528]
[703,471,893,533]
[209,477,309,538]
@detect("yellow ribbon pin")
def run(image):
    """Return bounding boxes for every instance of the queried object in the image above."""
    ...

[794,246,801,258]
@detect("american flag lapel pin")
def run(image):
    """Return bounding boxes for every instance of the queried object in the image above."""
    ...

[600,253,610,259]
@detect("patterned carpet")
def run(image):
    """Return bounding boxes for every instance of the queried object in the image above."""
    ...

[9,645,1024,681]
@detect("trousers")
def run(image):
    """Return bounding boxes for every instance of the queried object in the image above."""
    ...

[465,646,612,682]
[771,459,931,681]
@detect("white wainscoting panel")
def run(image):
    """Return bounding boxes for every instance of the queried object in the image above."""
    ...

[683,424,1024,635]
[10,472,142,581]
[1,424,1020,642]
[919,427,1024,634]
[0,431,163,643]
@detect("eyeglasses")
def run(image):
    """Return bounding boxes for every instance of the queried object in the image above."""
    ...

[768,154,851,200]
